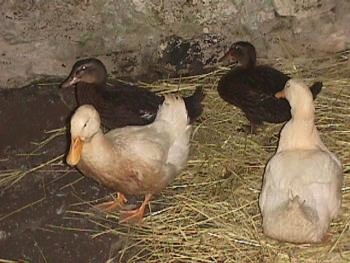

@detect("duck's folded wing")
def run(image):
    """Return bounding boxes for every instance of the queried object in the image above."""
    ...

[259,161,273,213]
[256,95,291,123]
[240,86,291,123]
[100,84,163,128]
[255,66,290,94]
[107,125,172,165]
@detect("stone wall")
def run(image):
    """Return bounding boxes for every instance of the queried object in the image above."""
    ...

[1,0,349,88]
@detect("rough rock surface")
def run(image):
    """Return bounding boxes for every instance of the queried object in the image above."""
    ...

[0,0,349,88]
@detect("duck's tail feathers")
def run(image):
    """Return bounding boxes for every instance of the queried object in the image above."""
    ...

[155,94,189,130]
[309,81,323,100]
[262,196,326,243]
[155,95,192,172]
[183,87,205,123]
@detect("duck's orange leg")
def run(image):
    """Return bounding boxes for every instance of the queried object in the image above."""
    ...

[94,192,127,212]
[120,194,152,224]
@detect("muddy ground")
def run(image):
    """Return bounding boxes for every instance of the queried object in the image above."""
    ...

[0,84,139,262]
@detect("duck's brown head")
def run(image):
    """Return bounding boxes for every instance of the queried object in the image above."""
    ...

[219,41,257,68]
[61,58,108,88]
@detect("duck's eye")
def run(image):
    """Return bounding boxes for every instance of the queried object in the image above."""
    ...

[234,45,241,51]
[82,65,87,70]
[83,118,90,129]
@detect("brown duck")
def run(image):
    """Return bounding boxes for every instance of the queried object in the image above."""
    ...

[217,41,322,133]
[61,58,205,129]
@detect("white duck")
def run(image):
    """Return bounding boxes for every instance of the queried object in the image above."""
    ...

[66,95,193,224]
[259,79,343,243]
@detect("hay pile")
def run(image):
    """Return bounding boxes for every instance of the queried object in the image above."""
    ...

[3,51,350,262]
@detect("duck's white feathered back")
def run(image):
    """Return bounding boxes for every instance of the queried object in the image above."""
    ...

[259,150,342,242]
[259,79,343,243]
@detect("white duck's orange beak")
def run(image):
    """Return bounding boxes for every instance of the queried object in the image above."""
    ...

[275,90,286,99]
[67,137,84,166]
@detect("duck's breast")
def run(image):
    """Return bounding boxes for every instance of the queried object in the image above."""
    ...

[77,137,119,189]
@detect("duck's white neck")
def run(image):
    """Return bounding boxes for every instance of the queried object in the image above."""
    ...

[277,102,326,152]
[81,130,116,168]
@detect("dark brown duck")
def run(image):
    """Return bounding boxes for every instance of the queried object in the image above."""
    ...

[217,41,322,132]
[61,58,205,129]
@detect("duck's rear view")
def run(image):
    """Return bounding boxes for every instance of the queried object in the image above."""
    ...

[61,58,205,129]
[217,41,322,133]
[259,79,343,243]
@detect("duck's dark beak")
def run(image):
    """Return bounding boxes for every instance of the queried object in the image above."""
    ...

[275,90,286,99]
[61,75,79,88]
[66,137,84,166]
[218,49,237,64]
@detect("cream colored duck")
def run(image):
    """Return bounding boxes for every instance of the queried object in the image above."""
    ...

[259,79,343,243]
[66,95,192,224]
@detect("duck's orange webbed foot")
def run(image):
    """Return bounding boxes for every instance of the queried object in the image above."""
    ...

[94,192,127,212]
[119,194,152,224]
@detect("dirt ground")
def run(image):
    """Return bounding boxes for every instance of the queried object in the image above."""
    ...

[0,84,129,262]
